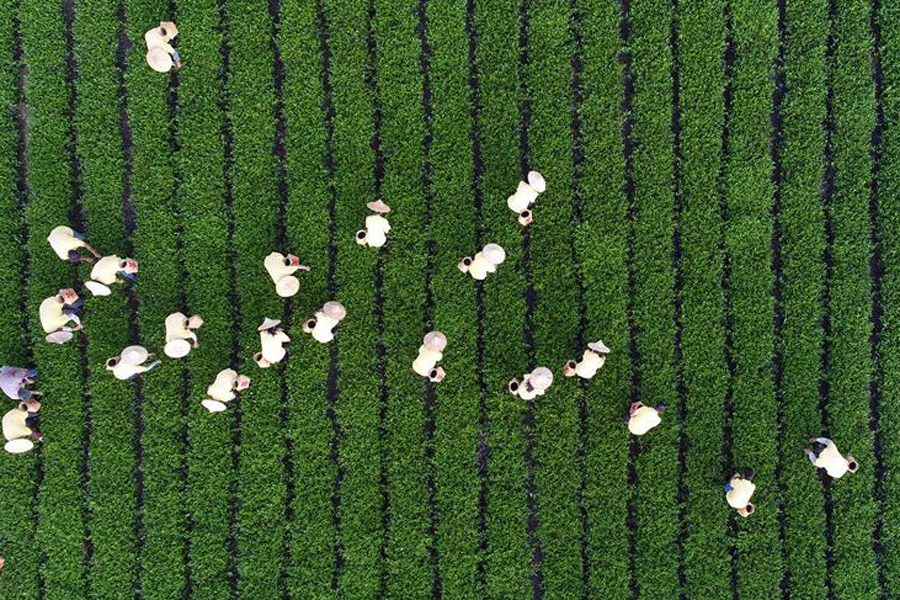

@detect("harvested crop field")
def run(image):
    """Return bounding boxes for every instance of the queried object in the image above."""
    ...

[0,0,896,599]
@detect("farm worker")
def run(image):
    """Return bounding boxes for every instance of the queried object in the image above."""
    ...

[0,366,40,401]
[412,331,447,382]
[507,171,546,226]
[355,200,392,248]
[145,21,181,73]
[804,437,858,479]
[164,312,203,358]
[202,369,251,413]
[264,252,310,298]
[508,367,554,400]
[3,402,41,454]
[254,318,291,368]
[303,301,347,344]
[85,256,139,296]
[724,468,757,517]
[40,288,83,344]
[458,244,506,281]
[106,346,160,381]
[47,225,101,263]
[628,402,664,436]
[564,340,610,379]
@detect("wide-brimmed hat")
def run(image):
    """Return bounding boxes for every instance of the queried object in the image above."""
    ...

[45,331,73,345]
[588,340,610,355]
[146,47,173,73]
[122,345,150,365]
[258,317,281,331]
[482,243,506,265]
[423,331,447,352]
[201,399,227,413]
[527,171,546,193]
[164,339,191,359]
[159,21,179,38]
[4,438,34,454]
[367,200,390,213]
[84,281,111,296]
[322,301,346,321]
[275,275,300,298]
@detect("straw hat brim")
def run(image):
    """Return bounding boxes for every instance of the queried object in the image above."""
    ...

[367,200,390,213]
[527,171,546,193]
[122,345,149,365]
[276,276,300,297]
[258,317,281,331]
[588,341,610,354]
[5,438,34,454]
[45,331,73,345]
[165,339,192,358]
[146,48,173,73]
[202,399,227,413]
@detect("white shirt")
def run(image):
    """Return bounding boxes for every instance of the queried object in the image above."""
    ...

[47,226,84,260]
[629,405,661,435]
[815,442,850,479]
[207,369,238,403]
[726,477,756,509]
[91,256,123,285]
[2,408,29,441]
[507,181,539,213]
[144,27,175,54]
[311,313,338,343]
[575,350,605,379]
[468,252,496,280]
[260,329,290,363]
[413,346,442,377]
[165,312,196,344]
[364,215,391,247]
[264,252,302,284]
[39,296,70,333]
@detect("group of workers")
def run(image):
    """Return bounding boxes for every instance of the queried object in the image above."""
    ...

[0,23,864,584]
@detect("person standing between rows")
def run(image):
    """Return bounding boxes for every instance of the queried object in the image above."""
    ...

[40,288,84,344]
[628,402,664,436]
[164,312,204,358]
[3,401,41,454]
[202,369,251,413]
[563,340,610,380]
[47,225,100,264]
[724,468,757,517]
[458,244,506,281]
[106,346,161,381]
[508,367,554,400]
[412,331,447,382]
[145,21,181,73]
[804,437,858,479]
[254,318,291,368]
[355,200,392,248]
[0,366,40,403]
[264,252,311,298]
[85,255,139,296]
[302,301,347,344]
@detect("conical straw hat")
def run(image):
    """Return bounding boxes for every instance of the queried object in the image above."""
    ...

[45,331,73,345]
[146,47,173,73]
[588,340,610,354]
[202,399,227,413]
[258,317,281,331]
[84,281,111,296]
[367,200,390,213]
[164,339,191,359]
[527,171,546,193]
[276,275,300,298]
[121,345,149,365]
[4,438,34,454]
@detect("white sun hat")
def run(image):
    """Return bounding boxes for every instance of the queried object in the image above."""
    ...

[482,244,506,266]
[367,200,390,213]
[201,399,227,413]
[322,301,346,321]
[146,47,173,73]
[527,171,546,193]
[164,339,191,359]
[423,331,447,352]
[4,438,34,454]
[529,367,554,390]
[122,345,150,365]
[275,275,300,298]
[84,281,112,296]
[588,340,610,354]
[258,317,281,331]
[45,331,73,345]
